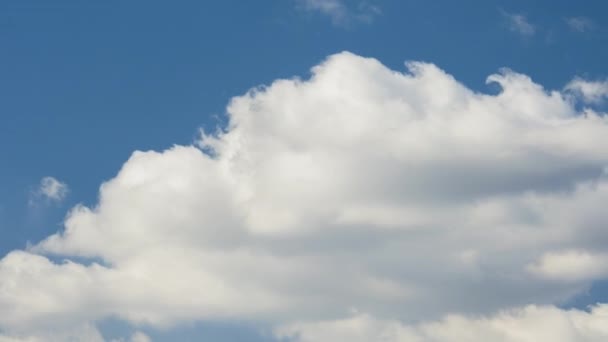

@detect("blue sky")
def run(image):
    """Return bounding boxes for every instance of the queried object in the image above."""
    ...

[1,1,608,341]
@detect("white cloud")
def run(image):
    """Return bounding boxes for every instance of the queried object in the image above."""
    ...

[565,77,608,104]
[2,52,608,339]
[37,176,69,202]
[297,0,380,26]
[566,17,595,32]
[528,250,608,282]
[128,332,151,342]
[276,305,608,342]
[503,12,535,36]
[109,331,151,342]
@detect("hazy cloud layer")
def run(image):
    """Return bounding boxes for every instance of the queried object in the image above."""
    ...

[0,327,149,342]
[503,12,536,36]
[297,0,380,26]
[2,52,608,340]
[566,17,595,32]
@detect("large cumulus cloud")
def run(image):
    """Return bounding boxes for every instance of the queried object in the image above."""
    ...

[2,52,608,340]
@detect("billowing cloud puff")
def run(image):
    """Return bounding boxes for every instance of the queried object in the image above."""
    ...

[2,52,608,340]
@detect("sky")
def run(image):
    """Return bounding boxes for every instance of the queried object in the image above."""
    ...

[1,0,608,341]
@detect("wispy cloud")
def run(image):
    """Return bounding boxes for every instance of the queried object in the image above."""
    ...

[566,16,595,32]
[565,77,608,104]
[297,0,380,27]
[502,11,536,36]
[33,176,69,203]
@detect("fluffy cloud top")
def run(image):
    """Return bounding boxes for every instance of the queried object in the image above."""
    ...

[2,52,608,340]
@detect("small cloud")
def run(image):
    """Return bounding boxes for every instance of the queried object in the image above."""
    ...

[502,11,536,36]
[297,0,380,27]
[565,77,608,104]
[527,250,608,282]
[566,16,595,32]
[36,176,69,203]
[129,331,151,342]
